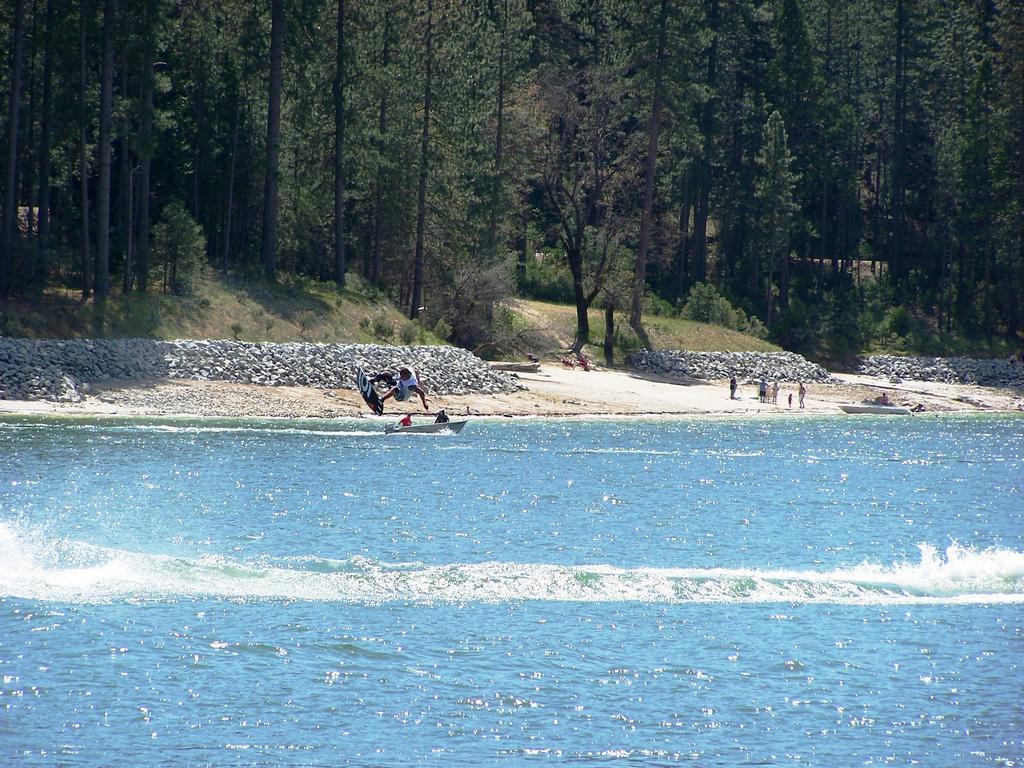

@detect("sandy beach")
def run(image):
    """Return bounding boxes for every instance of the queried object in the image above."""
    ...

[1,362,1021,420]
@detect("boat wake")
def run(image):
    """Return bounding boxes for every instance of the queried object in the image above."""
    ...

[1,523,1021,606]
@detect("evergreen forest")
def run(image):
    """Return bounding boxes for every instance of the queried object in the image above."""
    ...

[1,0,1022,360]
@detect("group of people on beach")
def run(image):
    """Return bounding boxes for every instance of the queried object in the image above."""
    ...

[730,375,805,408]
[373,362,812,421]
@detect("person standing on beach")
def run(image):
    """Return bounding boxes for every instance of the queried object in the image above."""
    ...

[788,392,793,408]
[798,381,806,409]
[771,381,780,404]
[729,376,738,400]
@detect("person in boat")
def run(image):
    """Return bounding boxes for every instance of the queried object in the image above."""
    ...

[378,366,429,411]
[434,409,450,424]
[876,391,893,406]
[397,413,413,428]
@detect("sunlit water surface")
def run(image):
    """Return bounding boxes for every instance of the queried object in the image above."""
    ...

[2,413,1022,766]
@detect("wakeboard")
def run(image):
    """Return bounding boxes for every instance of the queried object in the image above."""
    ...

[356,367,384,415]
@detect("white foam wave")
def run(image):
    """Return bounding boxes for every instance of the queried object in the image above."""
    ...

[137,424,382,437]
[1,522,1021,605]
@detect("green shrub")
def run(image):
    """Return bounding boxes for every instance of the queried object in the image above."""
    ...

[643,291,677,317]
[432,317,452,342]
[371,313,395,341]
[152,200,207,296]
[520,253,574,303]
[739,314,769,340]
[679,282,766,338]
[399,320,420,345]
[296,310,315,339]
[886,306,912,338]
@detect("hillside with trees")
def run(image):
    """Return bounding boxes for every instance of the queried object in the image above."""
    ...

[1,0,1021,362]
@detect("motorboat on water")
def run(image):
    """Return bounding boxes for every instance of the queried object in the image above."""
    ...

[384,419,468,435]
[838,403,912,415]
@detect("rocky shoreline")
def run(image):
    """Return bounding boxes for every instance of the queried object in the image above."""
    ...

[0,338,521,403]
[629,349,833,383]
[2,337,1022,408]
[857,354,1024,388]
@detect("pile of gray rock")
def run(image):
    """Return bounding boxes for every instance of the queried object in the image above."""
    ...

[858,355,1024,387]
[0,337,522,402]
[629,350,832,383]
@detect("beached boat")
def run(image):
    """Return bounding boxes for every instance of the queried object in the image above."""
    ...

[838,403,912,415]
[384,419,468,435]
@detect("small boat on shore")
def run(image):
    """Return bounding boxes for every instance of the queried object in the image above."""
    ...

[385,420,468,435]
[838,403,912,415]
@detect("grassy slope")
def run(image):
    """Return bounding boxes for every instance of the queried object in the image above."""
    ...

[1,271,439,345]
[506,299,779,359]
[0,273,775,358]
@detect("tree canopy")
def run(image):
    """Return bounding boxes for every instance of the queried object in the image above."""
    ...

[1,0,1021,356]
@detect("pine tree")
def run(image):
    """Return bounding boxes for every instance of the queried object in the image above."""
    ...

[260,0,284,281]
[1,0,27,299]
[755,110,798,332]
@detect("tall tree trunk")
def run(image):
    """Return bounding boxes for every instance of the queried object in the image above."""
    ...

[118,54,133,293]
[371,9,390,285]
[629,0,668,341]
[411,0,434,320]
[675,170,693,299]
[119,139,133,292]
[604,296,615,365]
[516,205,528,286]
[890,0,907,287]
[692,0,719,285]
[95,0,117,303]
[489,0,508,261]
[333,0,347,288]
[79,0,92,300]
[566,240,589,348]
[23,0,39,242]
[136,0,155,292]
[0,0,27,299]
[36,0,55,279]
[222,100,240,275]
[260,0,284,281]
[779,236,790,310]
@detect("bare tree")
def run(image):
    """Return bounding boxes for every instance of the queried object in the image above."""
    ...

[538,68,628,350]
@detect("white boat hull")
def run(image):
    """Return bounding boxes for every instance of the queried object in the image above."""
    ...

[385,420,468,435]
[838,404,912,415]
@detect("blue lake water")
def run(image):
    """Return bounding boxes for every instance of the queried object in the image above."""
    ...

[1,413,1022,766]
